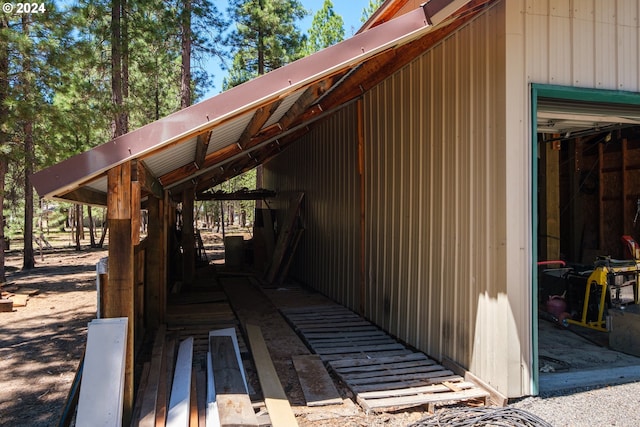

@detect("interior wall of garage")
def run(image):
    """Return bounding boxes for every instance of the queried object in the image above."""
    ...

[263,103,362,310]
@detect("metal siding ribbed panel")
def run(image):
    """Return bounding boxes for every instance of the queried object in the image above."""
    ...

[617,0,640,91]
[595,0,617,88]
[524,0,640,91]
[571,0,596,87]
[361,3,511,389]
[263,104,360,310]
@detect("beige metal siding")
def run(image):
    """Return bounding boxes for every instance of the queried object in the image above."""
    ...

[362,3,526,396]
[263,104,361,310]
[522,0,640,91]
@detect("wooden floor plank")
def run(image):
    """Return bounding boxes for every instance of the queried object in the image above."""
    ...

[328,353,428,369]
[246,324,298,427]
[292,355,342,407]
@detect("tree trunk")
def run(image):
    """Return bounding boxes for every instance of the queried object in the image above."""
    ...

[75,204,81,251]
[98,209,108,248]
[22,15,35,270]
[0,157,6,283]
[111,0,127,137]
[88,205,97,248]
[180,0,192,109]
[0,16,9,283]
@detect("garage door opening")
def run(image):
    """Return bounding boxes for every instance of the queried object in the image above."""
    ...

[533,86,640,393]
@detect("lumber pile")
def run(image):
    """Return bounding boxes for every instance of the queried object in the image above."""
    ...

[0,282,38,312]
[131,326,296,427]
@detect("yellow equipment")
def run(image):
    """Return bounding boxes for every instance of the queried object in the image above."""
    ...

[566,258,640,332]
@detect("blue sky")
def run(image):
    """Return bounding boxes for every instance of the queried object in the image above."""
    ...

[203,0,372,99]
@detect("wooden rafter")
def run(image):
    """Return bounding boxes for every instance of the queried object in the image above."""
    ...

[60,187,108,206]
[238,99,283,149]
[134,159,164,199]
[279,72,346,131]
[194,131,212,169]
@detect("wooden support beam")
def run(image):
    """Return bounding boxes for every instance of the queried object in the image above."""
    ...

[60,187,108,206]
[357,98,366,316]
[238,99,283,150]
[195,131,212,169]
[146,195,165,329]
[182,187,196,285]
[135,160,164,199]
[106,161,136,425]
[279,74,344,131]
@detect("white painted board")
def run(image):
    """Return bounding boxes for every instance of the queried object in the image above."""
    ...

[76,317,128,427]
[167,337,194,427]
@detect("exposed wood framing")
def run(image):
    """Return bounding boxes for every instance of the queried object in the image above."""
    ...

[238,99,283,150]
[106,161,136,424]
[182,186,196,285]
[60,187,107,206]
[357,98,366,316]
[135,159,164,199]
[195,131,212,169]
[146,194,166,328]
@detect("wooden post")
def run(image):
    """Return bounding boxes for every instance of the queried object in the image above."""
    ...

[357,98,366,316]
[540,139,560,261]
[182,188,195,285]
[106,161,135,425]
[146,195,164,329]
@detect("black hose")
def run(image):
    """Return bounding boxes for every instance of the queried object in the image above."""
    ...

[410,406,554,427]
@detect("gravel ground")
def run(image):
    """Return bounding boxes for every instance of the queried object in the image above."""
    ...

[509,381,640,427]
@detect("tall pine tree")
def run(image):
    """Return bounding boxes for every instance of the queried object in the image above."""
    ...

[303,0,344,56]
[224,0,307,89]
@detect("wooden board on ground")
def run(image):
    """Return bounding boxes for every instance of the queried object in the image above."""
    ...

[76,317,128,427]
[167,337,194,427]
[209,333,258,427]
[246,323,298,427]
[292,355,342,407]
[137,326,166,427]
[10,294,28,307]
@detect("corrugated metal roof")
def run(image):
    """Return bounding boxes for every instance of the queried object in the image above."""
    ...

[31,0,481,205]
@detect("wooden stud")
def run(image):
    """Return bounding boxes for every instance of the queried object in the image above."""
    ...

[182,187,196,285]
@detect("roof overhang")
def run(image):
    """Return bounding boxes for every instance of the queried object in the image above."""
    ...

[32,0,493,206]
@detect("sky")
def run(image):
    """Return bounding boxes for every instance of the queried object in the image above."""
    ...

[202,0,373,99]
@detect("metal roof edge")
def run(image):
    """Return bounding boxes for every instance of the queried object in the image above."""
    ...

[32,6,433,199]
[33,1,475,200]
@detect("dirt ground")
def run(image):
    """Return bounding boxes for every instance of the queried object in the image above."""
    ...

[0,236,436,427]
[0,245,106,427]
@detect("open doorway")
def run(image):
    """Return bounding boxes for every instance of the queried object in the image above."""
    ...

[533,86,640,393]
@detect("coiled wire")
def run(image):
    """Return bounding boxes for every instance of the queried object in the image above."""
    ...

[410,407,554,427]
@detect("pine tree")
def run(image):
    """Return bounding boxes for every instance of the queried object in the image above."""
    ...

[361,0,383,23]
[303,0,344,56]
[224,0,307,89]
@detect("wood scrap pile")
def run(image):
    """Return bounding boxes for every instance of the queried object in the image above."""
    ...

[263,192,305,285]
[130,325,301,427]
[0,282,38,312]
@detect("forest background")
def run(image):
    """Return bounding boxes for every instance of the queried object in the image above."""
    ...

[0,0,382,281]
